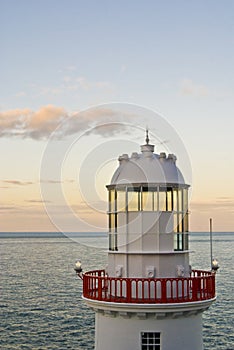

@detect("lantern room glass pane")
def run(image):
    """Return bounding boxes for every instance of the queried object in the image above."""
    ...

[178,213,183,232]
[183,188,188,212]
[173,189,178,211]
[109,233,118,251]
[109,213,117,233]
[109,189,116,212]
[178,234,183,250]
[183,212,189,232]
[142,191,154,211]
[128,188,140,211]
[174,233,183,251]
[159,190,166,211]
[174,213,178,232]
[184,233,189,250]
[153,191,158,211]
[174,233,177,250]
[117,190,126,212]
[167,189,172,211]
[178,189,183,212]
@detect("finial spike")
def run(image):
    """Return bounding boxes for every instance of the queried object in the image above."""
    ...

[146,128,149,145]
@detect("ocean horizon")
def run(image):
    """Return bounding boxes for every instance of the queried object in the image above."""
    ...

[0,231,233,238]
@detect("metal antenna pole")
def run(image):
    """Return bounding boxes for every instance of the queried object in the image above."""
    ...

[210,218,213,270]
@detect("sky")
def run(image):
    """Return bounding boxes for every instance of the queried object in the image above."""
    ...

[0,0,234,232]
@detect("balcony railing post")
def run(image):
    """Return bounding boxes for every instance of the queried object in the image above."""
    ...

[212,274,215,298]
[192,278,198,301]
[97,271,102,300]
[197,271,201,295]
[161,279,167,303]
[126,278,132,303]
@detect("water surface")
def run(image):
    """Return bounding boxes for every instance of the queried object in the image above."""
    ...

[0,233,233,349]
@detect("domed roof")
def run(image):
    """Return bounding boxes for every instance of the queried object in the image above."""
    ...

[110,135,185,186]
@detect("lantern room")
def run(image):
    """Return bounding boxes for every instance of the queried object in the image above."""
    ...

[106,131,190,279]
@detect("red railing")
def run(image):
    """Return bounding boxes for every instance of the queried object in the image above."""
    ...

[83,269,215,304]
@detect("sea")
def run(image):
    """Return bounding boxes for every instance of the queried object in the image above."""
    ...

[0,232,233,350]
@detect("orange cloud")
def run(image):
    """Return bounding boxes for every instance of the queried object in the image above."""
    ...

[0,105,66,139]
[0,105,129,140]
[3,180,34,186]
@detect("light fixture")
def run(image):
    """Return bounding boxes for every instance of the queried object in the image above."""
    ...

[74,260,83,279]
[211,258,219,272]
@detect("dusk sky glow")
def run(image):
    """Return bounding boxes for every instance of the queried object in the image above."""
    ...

[0,1,233,232]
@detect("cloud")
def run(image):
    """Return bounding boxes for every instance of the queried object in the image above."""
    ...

[1,179,75,186]
[63,108,129,137]
[41,179,62,184]
[36,76,113,97]
[180,79,210,97]
[0,105,66,139]
[215,197,234,203]
[40,179,75,184]
[0,205,24,214]
[0,105,132,140]
[25,199,52,203]
[2,180,34,186]
[27,105,66,139]
[0,206,17,211]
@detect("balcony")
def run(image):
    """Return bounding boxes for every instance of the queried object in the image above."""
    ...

[83,269,215,304]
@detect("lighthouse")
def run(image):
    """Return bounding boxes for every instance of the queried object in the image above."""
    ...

[80,131,216,350]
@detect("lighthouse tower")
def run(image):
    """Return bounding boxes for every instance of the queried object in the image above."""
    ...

[81,131,216,350]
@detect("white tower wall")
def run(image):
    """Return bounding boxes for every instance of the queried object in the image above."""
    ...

[95,312,203,350]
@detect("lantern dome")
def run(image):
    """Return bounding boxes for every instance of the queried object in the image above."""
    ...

[110,137,185,186]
